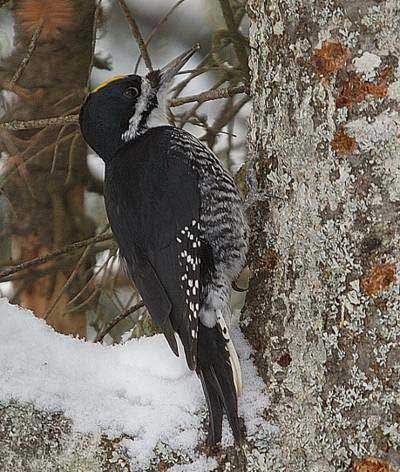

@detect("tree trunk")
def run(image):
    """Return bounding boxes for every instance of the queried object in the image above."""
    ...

[244,1,400,470]
[1,0,97,336]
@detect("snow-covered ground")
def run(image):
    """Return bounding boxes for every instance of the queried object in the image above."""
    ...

[0,299,268,470]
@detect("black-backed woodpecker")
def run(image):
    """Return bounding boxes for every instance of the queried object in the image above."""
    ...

[79,46,248,446]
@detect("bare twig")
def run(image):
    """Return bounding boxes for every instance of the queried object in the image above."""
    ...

[0,131,77,189]
[65,132,80,185]
[12,126,55,160]
[0,84,247,133]
[175,66,225,75]
[67,252,114,307]
[2,242,115,285]
[0,85,247,131]
[0,129,21,155]
[226,95,235,168]
[218,0,249,78]
[134,0,187,73]
[86,1,102,91]
[123,289,139,313]
[0,115,79,131]
[53,91,78,108]
[0,266,56,284]
[0,232,113,281]
[94,301,145,343]
[14,154,36,198]
[170,83,248,107]
[174,76,227,128]
[50,125,68,174]
[0,79,40,101]
[44,245,92,320]
[171,54,211,98]
[65,287,99,314]
[10,21,43,85]
[117,0,153,72]
[203,95,249,147]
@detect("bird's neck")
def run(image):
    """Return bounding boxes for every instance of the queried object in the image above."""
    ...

[92,108,168,161]
[92,123,126,161]
[121,106,168,145]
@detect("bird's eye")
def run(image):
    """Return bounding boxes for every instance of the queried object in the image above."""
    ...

[123,86,139,98]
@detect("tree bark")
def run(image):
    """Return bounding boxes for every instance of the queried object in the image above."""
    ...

[1,0,97,336]
[244,1,400,470]
[0,401,131,472]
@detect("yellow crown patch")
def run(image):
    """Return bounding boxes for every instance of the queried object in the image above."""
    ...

[91,75,126,94]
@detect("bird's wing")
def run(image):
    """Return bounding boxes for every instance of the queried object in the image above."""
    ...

[106,128,203,369]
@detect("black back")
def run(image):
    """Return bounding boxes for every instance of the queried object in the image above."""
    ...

[104,126,203,368]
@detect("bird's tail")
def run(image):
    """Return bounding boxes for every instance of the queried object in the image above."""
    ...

[196,315,243,445]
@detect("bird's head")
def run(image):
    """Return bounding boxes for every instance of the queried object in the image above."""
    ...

[79,44,199,161]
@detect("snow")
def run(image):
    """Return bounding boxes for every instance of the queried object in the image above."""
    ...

[353,51,381,80]
[0,299,268,470]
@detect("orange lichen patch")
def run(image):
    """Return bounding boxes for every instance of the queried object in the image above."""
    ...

[312,41,349,77]
[331,130,357,155]
[336,73,369,108]
[15,0,74,42]
[362,263,397,296]
[354,457,396,472]
[364,81,388,98]
[336,71,389,108]
[380,66,393,82]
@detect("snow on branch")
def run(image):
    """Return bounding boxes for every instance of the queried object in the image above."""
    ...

[0,300,269,469]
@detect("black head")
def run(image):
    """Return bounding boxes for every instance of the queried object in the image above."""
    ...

[79,45,199,162]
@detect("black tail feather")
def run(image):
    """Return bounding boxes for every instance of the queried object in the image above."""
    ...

[198,370,223,444]
[196,323,242,445]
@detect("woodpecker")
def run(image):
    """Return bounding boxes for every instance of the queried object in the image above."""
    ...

[79,46,248,446]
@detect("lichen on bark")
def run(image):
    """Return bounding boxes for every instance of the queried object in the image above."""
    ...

[243,0,400,470]
[0,401,131,472]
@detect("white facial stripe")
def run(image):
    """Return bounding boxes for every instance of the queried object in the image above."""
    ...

[121,78,152,142]
[146,84,168,128]
[146,104,168,129]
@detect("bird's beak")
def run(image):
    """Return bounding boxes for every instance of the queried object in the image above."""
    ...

[159,44,200,87]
